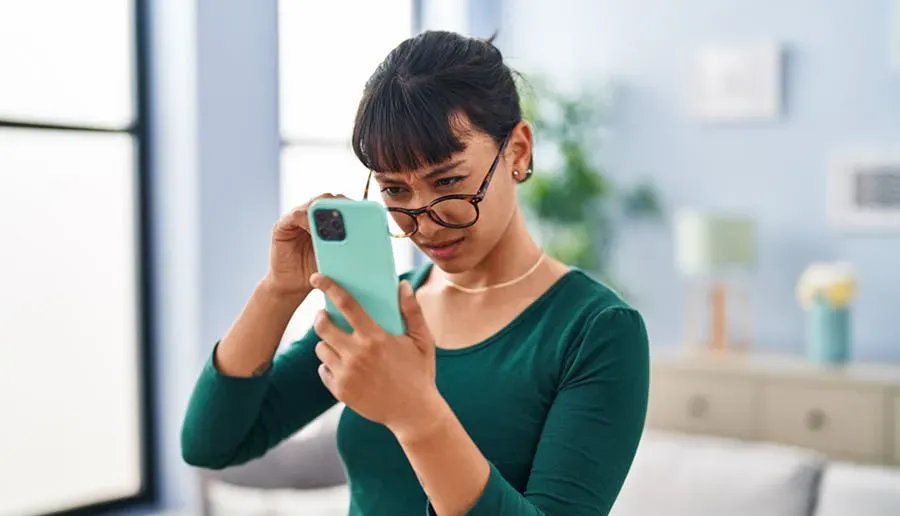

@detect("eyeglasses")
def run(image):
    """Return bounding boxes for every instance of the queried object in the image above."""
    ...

[363,136,510,238]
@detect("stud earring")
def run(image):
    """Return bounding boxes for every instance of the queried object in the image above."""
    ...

[513,170,520,178]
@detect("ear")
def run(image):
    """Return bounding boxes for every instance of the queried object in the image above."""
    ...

[507,121,533,181]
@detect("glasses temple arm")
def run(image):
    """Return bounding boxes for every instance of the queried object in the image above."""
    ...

[363,170,374,199]
[474,136,510,199]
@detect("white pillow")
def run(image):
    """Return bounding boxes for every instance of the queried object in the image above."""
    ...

[207,480,350,516]
[611,431,824,516]
[815,461,900,516]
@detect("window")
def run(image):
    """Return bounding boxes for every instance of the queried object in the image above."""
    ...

[0,1,152,515]
[278,0,417,343]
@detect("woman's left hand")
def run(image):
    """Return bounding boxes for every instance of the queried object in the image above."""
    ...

[310,273,445,440]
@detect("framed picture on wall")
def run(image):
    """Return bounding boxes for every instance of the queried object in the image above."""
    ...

[687,41,782,123]
[828,150,900,231]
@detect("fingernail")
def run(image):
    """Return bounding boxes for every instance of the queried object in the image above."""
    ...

[309,273,322,287]
[401,280,413,296]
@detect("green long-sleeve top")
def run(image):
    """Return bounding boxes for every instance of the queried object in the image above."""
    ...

[181,264,650,515]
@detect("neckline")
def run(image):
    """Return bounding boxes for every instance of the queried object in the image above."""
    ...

[409,262,583,356]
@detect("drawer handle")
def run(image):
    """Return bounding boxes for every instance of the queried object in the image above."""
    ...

[687,395,709,418]
[805,408,829,431]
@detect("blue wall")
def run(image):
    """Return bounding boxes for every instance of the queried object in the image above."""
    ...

[504,0,900,360]
[144,0,280,511]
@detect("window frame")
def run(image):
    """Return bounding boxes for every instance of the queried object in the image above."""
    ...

[0,0,157,513]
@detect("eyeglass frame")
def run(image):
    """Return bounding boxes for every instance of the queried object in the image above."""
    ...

[362,135,512,238]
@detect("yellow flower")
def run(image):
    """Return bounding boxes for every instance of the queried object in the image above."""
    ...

[797,262,856,309]
[823,278,856,308]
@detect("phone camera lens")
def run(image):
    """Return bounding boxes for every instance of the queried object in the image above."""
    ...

[312,208,345,241]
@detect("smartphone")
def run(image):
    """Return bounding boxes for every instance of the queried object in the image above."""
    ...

[308,198,405,336]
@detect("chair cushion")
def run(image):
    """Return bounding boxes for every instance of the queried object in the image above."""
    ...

[815,461,900,516]
[199,405,349,515]
[201,404,347,490]
[610,431,824,516]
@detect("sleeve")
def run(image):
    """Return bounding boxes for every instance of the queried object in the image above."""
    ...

[180,327,338,469]
[442,306,650,516]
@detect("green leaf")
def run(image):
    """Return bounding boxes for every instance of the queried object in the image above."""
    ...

[622,183,663,219]
[544,225,595,270]
[515,72,664,287]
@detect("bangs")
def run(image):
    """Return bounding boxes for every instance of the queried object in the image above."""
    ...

[351,76,469,173]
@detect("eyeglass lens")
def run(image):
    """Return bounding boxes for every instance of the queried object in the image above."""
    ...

[385,198,478,237]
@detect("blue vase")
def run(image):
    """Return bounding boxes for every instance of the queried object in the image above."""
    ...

[806,297,851,365]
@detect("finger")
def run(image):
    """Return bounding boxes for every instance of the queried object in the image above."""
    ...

[318,363,335,391]
[310,273,383,336]
[313,310,353,352]
[314,339,342,368]
[399,280,433,350]
[272,211,307,241]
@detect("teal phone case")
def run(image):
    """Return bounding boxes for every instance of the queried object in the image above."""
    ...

[308,198,405,336]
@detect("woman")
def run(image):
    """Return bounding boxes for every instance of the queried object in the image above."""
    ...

[181,30,649,516]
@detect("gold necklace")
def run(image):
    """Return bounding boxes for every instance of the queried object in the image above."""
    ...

[444,253,546,294]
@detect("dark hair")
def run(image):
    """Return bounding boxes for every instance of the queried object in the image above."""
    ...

[351,30,523,173]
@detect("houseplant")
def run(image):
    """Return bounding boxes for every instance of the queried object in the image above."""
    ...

[517,74,662,292]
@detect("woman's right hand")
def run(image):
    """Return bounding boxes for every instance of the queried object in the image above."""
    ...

[264,193,341,298]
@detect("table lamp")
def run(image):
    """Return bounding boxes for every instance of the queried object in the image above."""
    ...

[674,210,757,353]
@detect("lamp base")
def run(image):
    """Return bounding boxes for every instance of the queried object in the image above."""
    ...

[684,278,753,355]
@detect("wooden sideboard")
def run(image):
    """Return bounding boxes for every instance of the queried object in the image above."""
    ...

[647,349,900,466]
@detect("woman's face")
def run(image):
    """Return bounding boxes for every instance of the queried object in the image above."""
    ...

[372,120,532,273]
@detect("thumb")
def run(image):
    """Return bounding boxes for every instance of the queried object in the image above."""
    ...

[399,280,432,349]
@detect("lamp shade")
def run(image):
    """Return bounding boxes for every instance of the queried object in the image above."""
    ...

[674,210,757,276]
